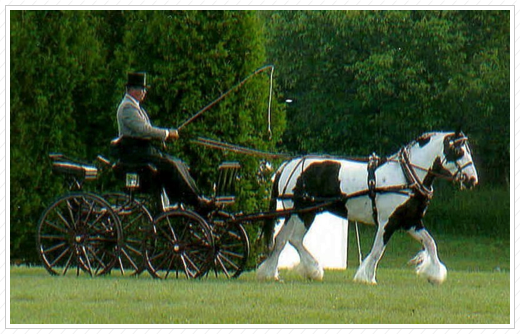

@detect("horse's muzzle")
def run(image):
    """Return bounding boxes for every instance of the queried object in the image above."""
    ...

[461,176,478,189]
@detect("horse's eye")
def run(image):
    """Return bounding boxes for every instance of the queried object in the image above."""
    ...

[444,145,464,162]
[455,148,464,159]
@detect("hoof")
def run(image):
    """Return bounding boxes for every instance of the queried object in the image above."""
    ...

[295,263,324,281]
[256,267,280,281]
[353,271,377,285]
[353,276,377,285]
[413,253,447,285]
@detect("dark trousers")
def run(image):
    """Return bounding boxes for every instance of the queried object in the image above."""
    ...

[149,153,201,206]
[113,137,201,206]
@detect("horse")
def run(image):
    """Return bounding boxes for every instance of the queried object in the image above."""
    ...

[256,131,478,285]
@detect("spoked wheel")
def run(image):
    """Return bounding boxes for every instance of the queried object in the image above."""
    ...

[208,219,250,279]
[145,209,214,279]
[104,192,153,276]
[36,192,122,276]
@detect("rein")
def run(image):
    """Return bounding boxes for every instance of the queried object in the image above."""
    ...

[192,136,293,159]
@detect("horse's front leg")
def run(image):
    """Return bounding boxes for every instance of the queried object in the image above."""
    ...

[407,226,447,284]
[353,222,388,285]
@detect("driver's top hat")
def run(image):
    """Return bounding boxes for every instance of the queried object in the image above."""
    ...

[126,72,149,89]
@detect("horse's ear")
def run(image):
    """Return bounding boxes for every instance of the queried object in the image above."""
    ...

[454,125,468,144]
[417,133,433,147]
[455,125,462,137]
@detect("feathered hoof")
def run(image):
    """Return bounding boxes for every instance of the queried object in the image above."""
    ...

[353,276,377,285]
[295,263,324,281]
[256,263,280,281]
[411,251,447,285]
[353,271,377,285]
[256,271,281,281]
[408,250,426,266]
[420,264,447,285]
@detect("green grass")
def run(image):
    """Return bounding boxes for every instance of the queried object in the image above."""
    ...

[426,184,510,238]
[10,232,510,325]
[10,266,509,325]
[348,226,510,273]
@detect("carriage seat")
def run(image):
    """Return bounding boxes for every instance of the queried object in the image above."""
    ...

[214,161,241,205]
[109,136,160,192]
[49,153,98,181]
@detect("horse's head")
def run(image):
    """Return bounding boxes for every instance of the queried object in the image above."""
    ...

[440,132,479,189]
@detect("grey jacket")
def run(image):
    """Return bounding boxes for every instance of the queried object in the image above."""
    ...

[117,94,168,140]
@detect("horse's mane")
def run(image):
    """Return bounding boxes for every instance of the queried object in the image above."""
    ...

[299,132,452,163]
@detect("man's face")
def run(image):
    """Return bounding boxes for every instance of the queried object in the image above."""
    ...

[130,87,147,102]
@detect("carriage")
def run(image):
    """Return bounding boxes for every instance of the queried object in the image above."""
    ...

[36,130,478,285]
[36,152,249,279]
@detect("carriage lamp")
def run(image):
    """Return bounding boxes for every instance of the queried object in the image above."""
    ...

[126,173,140,189]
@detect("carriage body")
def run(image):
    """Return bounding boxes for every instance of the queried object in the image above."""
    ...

[37,152,248,279]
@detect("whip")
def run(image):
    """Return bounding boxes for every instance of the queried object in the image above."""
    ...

[177,65,275,138]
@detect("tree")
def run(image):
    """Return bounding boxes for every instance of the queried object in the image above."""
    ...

[264,10,509,183]
[112,10,285,212]
[10,10,285,262]
[10,10,108,261]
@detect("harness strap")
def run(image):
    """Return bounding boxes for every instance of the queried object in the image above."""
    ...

[367,153,380,224]
[398,147,433,199]
[280,157,307,197]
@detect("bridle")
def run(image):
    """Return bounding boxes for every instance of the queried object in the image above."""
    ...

[396,136,474,198]
[440,136,475,186]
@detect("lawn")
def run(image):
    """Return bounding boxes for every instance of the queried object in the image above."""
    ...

[10,267,509,325]
[10,232,510,325]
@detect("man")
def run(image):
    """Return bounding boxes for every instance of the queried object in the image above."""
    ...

[117,72,178,142]
[115,71,213,211]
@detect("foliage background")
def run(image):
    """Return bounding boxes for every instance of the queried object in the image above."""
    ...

[10,10,285,262]
[10,10,509,263]
[264,10,509,184]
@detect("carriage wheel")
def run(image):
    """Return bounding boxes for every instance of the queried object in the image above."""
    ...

[36,192,122,276]
[209,220,250,279]
[104,192,153,276]
[144,210,214,279]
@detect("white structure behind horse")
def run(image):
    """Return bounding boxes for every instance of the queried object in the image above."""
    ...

[275,211,349,270]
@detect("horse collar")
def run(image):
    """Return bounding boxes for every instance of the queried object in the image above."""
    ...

[398,147,433,200]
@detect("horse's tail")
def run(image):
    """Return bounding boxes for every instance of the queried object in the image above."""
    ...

[262,161,286,252]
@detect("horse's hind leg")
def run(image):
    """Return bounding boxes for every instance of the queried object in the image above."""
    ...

[257,215,297,281]
[407,226,447,284]
[288,216,323,281]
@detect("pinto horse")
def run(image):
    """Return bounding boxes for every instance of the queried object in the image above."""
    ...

[257,131,478,284]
